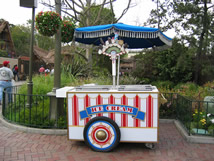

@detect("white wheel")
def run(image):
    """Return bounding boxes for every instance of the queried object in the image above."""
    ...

[83,116,120,152]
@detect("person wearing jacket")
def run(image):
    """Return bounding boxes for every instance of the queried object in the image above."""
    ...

[0,61,14,105]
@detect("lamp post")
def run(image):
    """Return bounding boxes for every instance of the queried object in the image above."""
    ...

[27,6,35,97]
[20,0,37,100]
[52,0,61,92]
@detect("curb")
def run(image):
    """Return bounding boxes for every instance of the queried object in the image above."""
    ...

[173,119,214,144]
[160,119,214,144]
[0,106,67,135]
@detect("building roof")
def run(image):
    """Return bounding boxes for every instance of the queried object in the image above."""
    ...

[33,46,75,65]
[34,46,54,64]
[0,20,15,53]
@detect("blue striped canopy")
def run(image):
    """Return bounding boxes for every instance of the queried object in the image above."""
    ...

[74,23,172,49]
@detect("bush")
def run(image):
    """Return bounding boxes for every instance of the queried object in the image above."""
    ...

[0,49,8,57]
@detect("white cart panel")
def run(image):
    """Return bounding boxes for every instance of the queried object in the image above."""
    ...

[66,86,159,143]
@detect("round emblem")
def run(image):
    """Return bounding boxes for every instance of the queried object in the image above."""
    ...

[84,117,120,152]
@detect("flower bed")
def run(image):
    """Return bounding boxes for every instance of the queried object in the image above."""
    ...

[191,109,214,135]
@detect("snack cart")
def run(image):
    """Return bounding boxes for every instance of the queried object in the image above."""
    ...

[57,84,159,151]
[56,23,172,152]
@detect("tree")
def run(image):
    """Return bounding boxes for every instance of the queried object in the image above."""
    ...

[47,0,133,26]
[11,25,31,56]
[145,0,214,84]
[39,0,135,76]
[11,21,55,56]
[132,39,193,84]
[78,4,116,27]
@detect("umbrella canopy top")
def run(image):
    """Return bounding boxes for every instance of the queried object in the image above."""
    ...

[74,23,172,49]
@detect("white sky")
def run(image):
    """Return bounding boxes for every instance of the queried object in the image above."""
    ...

[0,0,174,37]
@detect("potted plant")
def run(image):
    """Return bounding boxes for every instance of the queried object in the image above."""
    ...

[61,20,76,43]
[35,11,62,37]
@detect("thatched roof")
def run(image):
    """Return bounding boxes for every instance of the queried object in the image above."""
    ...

[33,46,54,64]
[33,45,75,65]
[0,20,15,53]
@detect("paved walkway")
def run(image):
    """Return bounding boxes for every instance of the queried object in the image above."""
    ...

[0,81,214,161]
[0,121,214,161]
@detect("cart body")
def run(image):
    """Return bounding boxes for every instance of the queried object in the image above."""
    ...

[58,85,159,143]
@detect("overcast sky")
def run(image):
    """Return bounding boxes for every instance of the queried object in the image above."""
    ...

[0,0,173,36]
[0,1,155,25]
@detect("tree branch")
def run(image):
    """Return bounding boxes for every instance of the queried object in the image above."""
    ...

[109,0,115,23]
[116,0,134,22]
[93,0,106,25]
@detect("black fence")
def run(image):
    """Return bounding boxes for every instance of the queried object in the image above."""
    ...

[1,86,214,136]
[161,93,214,136]
[2,86,67,129]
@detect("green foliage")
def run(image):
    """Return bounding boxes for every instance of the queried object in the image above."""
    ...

[11,25,30,56]
[92,66,111,78]
[92,54,112,75]
[79,5,116,27]
[132,39,193,84]
[159,102,176,119]
[35,34,55,51]
[190,109,214,135]
[18,73,78,95]
[119,75,139,85]
[147,0,214,84]
[35,11,62,37]
[11,23,55,56]
[192,109,207,129]
[62,53,90,77]
[132,51,157,82]
[0,49,8,57]
[61,18,76,43]
[208,124,214,135]
[152,81,175,91]
[4,95,54,128]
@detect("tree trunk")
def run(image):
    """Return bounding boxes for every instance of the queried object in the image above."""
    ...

[194,1,208,84]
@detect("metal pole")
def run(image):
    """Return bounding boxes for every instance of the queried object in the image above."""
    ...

[27,7,35,97]
[117,55,120,86]
[52,0,61,92]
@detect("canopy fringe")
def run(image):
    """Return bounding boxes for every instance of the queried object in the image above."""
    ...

[74,27,160,39]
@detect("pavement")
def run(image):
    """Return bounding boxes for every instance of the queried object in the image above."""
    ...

[0,120,214,161]
[0,81,214,161]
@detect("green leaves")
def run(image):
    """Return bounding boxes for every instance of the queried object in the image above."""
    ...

[35,11,62,37]
[61,19,76,43]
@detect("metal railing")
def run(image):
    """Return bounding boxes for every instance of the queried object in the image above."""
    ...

[161,93,214,137]
[1,85,214,136]
[2,86,67,129]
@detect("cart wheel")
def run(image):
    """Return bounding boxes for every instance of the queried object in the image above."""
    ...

[83,116,120,152]
[144,143,155,149]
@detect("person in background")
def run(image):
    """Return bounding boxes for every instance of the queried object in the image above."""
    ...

[0,61,14,105]
[45,68,50,76]
[50,68,54,76]
[39,65,45,74]
[12,65,19,81]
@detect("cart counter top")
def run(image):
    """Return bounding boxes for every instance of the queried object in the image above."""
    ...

[56,84,159,98]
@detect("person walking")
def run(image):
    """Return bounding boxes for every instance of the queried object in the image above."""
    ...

[0,61,14,105]
[12,64,19,81]
[39,65,45,74]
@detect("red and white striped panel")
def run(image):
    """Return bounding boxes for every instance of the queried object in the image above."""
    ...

[67,93,158,128]
[84,94,90,124]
